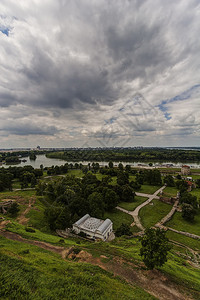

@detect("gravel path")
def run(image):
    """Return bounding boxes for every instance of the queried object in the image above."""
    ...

[117,186,166,231]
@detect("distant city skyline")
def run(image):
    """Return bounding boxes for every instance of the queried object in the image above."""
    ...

[0,1,200,148]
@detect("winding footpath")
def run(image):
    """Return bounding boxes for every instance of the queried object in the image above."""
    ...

[117,185,166,231]
[117,186,200,246]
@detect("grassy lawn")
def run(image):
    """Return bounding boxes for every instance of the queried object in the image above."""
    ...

[162,186,178,197]
[166,210,200,236]
[190,174,200,180]
[129,175,136,181]
[166,230,200,251]
[118,196,148,211]
[104,209,133,230]
[67,169,84,177]
[12,179,22,189]
[191,188,200,201]
[110,176,117,185]
[139,199,172,228]
[139,185,161,194]
[0,189,36,201]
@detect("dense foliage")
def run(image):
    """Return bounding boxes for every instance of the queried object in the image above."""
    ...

[36,171,137,230]
[140,228,171,270]
[46,148,200,162]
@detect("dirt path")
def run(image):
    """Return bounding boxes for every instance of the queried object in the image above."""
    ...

[17,197,36,225]
[0,229,195,300]
[155,200,179,228]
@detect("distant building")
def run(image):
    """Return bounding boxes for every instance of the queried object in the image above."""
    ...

[181,165,190,175]
[72,214,113,241]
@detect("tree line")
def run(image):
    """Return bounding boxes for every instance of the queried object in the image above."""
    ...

[46,148,200,162]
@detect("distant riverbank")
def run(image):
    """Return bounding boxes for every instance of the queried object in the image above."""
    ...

[1,154,200,169]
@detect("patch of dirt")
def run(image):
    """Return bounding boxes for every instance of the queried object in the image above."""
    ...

[17,197,36,225]
[0,220,11,230]
[74,251,194,300]
[1,196,26,204]
[76,250,92,260]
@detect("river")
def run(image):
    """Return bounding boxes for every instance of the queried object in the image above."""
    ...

[0,154,200,169]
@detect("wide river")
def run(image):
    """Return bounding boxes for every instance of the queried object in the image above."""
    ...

[0,154,200,169]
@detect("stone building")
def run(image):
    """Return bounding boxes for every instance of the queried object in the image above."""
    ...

[181,165,190,175]
[72,214,113,241]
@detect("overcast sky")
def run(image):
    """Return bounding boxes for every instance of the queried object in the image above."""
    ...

[0,0,200,148]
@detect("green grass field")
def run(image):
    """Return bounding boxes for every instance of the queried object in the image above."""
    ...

[104,209,133,230]
[139,185,162,194]
[166,210,200,236]
[166,230,200,251]
[139,199,172,228]
[162,186,178,197]
[67,169,84,177]
[191,188,200,200]
[0,189,36,200]
[118,196,148,211]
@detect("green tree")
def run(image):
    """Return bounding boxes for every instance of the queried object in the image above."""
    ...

[180,191,198,209]
[7,202,20,217]
[115,223,132,237]
[140,228,171,270]
[88,192,104,218]
[118,163,124,171]
[121,185,134,202]
[164,175,175,187]
[117,171,129,186]
[195,179,200,188]
[108,161,114,168]
[182,203,196,222]
[104,189,119,211]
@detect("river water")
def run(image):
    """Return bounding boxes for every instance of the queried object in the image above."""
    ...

[0,154,200,169]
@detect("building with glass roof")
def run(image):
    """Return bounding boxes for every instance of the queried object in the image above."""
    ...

[72,214,113,241]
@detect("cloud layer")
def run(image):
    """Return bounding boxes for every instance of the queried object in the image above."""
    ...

[0,0,200,148]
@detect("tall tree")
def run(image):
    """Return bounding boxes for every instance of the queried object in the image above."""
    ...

[140,228,171,270]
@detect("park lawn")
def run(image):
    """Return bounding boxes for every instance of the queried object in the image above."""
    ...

[191,188,200,201]
[95,172,104,181]
[191,168,200,173]
[110,176,117,185]
[104,209,133,230]
[118,196,148,211]
[166,230,200,251]
[129,175,136,181]
[190,174,200,180]
[0,189,36,201]
[162,186,178,197]
[139,185,161,194]
[139,199,172,228]
[166,210,200,236]
[67,169,84,177]
[12,179,22,189]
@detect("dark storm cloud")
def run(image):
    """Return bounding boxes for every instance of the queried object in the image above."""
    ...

[0,0,200,147]
[2,0,177,110]
[1,123,59,136]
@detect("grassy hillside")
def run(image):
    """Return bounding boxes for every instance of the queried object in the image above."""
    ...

[0,236,155,300]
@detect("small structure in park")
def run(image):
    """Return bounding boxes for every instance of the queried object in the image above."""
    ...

[181,165,190,175]
[72,214,113,241]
